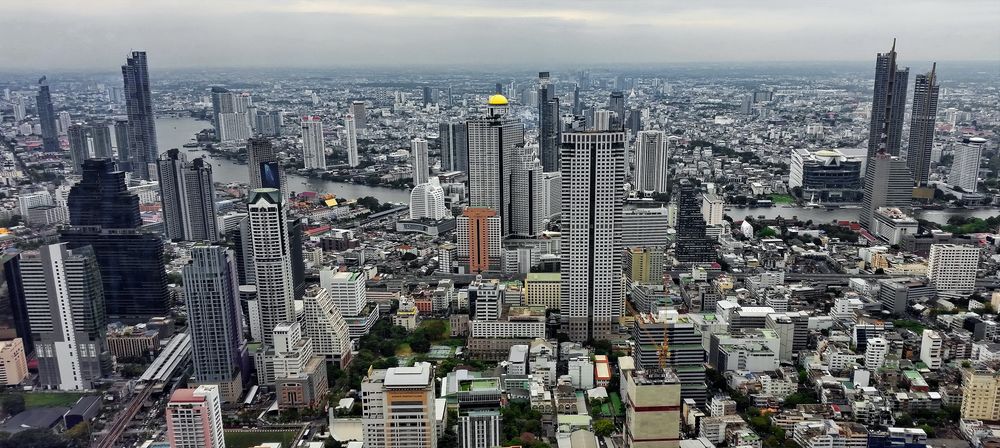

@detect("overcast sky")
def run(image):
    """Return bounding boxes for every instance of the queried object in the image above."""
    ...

[2,0,998,70]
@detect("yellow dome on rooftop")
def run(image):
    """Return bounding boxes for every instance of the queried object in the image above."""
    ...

[487,94,508,105]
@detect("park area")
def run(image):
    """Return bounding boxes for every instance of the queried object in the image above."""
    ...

[223,430,299,448]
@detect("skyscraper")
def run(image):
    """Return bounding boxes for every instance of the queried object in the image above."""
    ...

[35,76,59,152]
[212,88,252,143]
[573,83,583,115]
[867,40,909,158]
[344,114,360,167]
[951,137,986,193]
[122,51,158,179]
[62,159,169,319]
[439,121,468,174]
[183,245,247,403]
[351,100,366,132]
[456,208,502,274]
[560,130,627,342]
[409,178,449,220]
[247,137,286,193]
[246,188,294,345]
[674,179,715,263]
[166,385,226,448]
[411,137,429,185]
[634,130,670,193]
[68,123,114,173]
[906,64,940,186]
[538,72,561,172]
[508,145,544,237]
[362,362,438,448]
[860,153,913,231]
[20,243,110,390]
[609,91,625,129]
[301,116,326,170]
[302,285,352,366]
[0,254,32,355]
[114,119,130,165]
[157,148,219,242]
[466,94,524,235]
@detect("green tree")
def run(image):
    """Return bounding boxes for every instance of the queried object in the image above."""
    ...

[593,419,615,437]
[0,394,25,416]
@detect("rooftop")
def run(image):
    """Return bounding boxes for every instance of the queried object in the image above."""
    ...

[384,362,432,388]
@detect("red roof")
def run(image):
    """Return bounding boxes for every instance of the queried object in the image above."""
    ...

[169,388,206,403]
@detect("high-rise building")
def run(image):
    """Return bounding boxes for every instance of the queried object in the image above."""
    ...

[466,94,525,236]
[538,72,561,171]
[122,51,158,179]
[301,285,352,366]
[906,64,939,186]
[212,88,252,143]
[860,153,912,231]
[962,368,1000,421]
[927,244,980,299]
[62,159,169,319]
[217,112,251,142]
[409,177,449,220]
[919,329,943,370]
[560,130,627,342]
[362,362,437,448]
[11,95,26,123]
[621,357,682,448]
[0,254,32,355]
[246,188,294,345]
[628,109,642,138]
[247,137,286,193]
[439,121,468,174]
[508,146,545,237]
[456,208,502,274]
[262,321,329,408]
[541,171,561,219]
[287,217,306,301]
[951,137,986,192]
[864,337,889,370]
[166,385,226,448]
[701,193,725,226]
[609,91,626,129]
[57,111,71,134]
[183,245,247,403]
[20,244,110,390]
[301,116,325,170]
[67,123,114,173]
[35,76,59,152]
[350,101,367,132]
[157,148,219,242]
[634,130,669,193]
[788,148,865,203]
[114,119,130,164]
[0,339,28,386]
[573,83,583,115]
[256,110,283,137]
[459,411,501,448]
[674,179,715,263]
[320,270,368,318]
[631,312,708,404]
[344,114,360,167]
[867,40,909,158]
[411,137,429,185]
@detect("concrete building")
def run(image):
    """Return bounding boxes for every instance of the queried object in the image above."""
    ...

[166,385,225,448]
[301,116,326,170]
[621,356,682,448]
[860,153,912,232]
[950,137,986,192]
[927,244,980,299]
[871,207,917,245]
[411,138,429,185]
[634,130,670,193]
[247,189,295,345]
[524,272,561,310]
[302,285,352,367]
[466,94,524,236]
[0,339,27,385]
[962,368,1000,420]
[788,148,864,203]
[344,114,359,167]
[701,194,725,226]
[157,148,219,242]
[456,208,502,274]
[362,362,437,448]
[409,178,449,220]
[920,329,943,370]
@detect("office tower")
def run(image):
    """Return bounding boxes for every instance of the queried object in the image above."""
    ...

[246,188,294,345]
[157,148,219,242]
[0,339,27,386]
[456,208,502,274]
[264,322,328,408]
[460,411,501,448]
[122,51,158,179]
[114,119,130,164]
[633,130,669,193]
[466,94,525,235]
[609,91,625,129]
[541,171,561,219]
[593,110,613,131]
[344,114,360,167]
[67,123,113,174]
[423,86,433,105]
[302,285,352,366]
[62,159,169,319]
[907,64,939,186]
[166,385,225,448]
[620,358,682,448]
[439,121,469,174]
[350,101,366,132]
[247,137,285,193]
[860,153,912,231]
[320,270,368,318]
[867,40,909,158]
[927,243,980,299]
[560,130,627,342]
[409,178,449,220]
[628,109,642,137]
[362,362,437,448]
[35,76,59,152]
[674,179,715,263]
[538,72,561,171]
[20,243,110,390]
[573,83,583,115]
[0,254,32,355]
[301,116,326,170]
[951,137,986,192]
[288,217,306,300]
[919,329,943,370]
[183,245,247,403]
[509,145,544,237]
[410,137,430,185]
[631,312,708,404]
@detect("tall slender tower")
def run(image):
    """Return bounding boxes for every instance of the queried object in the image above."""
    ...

[538,72,561,171]
[247,137,286,193]
[183,245,247,403]
[20,243,110,390]
[350,101,367,132]
[122,51,158,179]
[634,130,670,193]
[860,153,913,231]
[508,145,544,237]
[157,148,219,242]
[411,138,429,185]
[439,121,468,174]
[609,91,626,129]
[35,76,59,152]
[674,179,715,263]
[345,114,360,167]
[466,94,525,236]
[301,116,326,170]
[560,130,627,342]
[906,64,940,186]
[867,40,910,158]
[246,188,294,345]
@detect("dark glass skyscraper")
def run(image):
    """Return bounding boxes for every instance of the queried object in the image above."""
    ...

[0,253,32,355]
[538,72,561,171]
[439,121,468,174]
[122,51,158,179]
[609,91,625,129]
[35,76,59,152]
[867,40,909,158]
[906,64,939,186]
[61,159,169,320]
[674,179,715,263]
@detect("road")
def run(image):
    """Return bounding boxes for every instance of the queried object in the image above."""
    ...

[95,385,154,448]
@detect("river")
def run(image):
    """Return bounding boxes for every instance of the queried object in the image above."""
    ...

[155,117,411,203]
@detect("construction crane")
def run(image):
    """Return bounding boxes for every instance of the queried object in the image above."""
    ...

[657,331,670,370]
